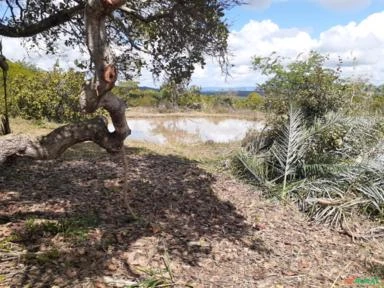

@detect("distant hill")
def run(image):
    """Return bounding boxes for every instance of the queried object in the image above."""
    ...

[200,86,255,92]
[138,86,262,97]
[139,86,159,91]
[202,90,256,97]
[200,86,262,97]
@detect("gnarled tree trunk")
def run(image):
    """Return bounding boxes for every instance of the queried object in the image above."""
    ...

[0,0,130,165]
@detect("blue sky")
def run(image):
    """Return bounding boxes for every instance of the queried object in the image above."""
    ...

[228,0,384,36]
[2,0,384,88]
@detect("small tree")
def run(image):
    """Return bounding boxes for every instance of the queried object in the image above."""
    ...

[159,80,186,108]
[253,51,345,124]
[245,92,264,110]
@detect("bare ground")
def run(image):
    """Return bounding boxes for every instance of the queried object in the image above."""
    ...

[0,143,383,287]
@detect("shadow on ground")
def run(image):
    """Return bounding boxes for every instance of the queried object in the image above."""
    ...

[0,143,251,287]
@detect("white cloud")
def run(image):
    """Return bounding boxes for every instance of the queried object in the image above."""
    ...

[316,12,384,82]
[2,37,86,71]
[247,0,272,10]
[246,0,288,10]
[190,11,384,88]
[315,0,372,11]
[190,20,316,88]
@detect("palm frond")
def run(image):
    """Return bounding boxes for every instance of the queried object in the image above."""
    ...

[302,162,351,178]
[356,183,384,215]
[305,195,369,226]
[234,149,272,185]
[234,109,384,227]
[269,107,307,197]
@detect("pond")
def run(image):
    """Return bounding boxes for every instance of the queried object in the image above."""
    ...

[109,117,264,144]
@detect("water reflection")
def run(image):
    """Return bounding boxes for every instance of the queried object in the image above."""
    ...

[109,117,264,144]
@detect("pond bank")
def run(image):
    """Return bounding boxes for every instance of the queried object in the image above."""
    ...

[125,107,265,121]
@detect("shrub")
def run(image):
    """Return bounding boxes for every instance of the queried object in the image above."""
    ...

[253,51,345,125]
[371,95,384,115]
[234,92,264,110]
[3,61,86,122]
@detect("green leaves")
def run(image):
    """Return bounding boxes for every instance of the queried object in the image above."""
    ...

[2,0,238,84]
[253,51,344,125]
[3,61,85,122]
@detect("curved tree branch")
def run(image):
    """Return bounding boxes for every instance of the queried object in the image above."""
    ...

[0,3,85,37]
[118,5,173,23]
[0,116,128,163]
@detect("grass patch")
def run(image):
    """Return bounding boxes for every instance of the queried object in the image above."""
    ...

[23,214,99,241]
[0,235,20,252]
[128,254,193,288]
[24,248,60,265]
[128,140,238,173]
[9,117,60,136]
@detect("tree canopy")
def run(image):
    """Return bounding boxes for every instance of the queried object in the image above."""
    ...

[1,0,239,82]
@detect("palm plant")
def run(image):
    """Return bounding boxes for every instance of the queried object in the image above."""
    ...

[234,108,384,226]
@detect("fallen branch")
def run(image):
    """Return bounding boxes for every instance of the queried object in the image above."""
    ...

[305,198,347,206]
[367,258,384,266]
[341,222,384,241]
[102,276,137,287]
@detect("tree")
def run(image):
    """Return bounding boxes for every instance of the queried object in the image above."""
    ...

[253,51,345,125]
[0,0,239,163]
[243,92,264,110]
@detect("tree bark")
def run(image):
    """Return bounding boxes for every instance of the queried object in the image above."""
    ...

[0,116,128,164]
[0,0,131,165]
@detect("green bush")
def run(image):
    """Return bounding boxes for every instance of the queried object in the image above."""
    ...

[113,81,161,107]
[127,90,158,107]
[2,61,86,122]
[177,88,202,109]
[234,92,264,110]
[253,51,345,125]
[370,95,384,115]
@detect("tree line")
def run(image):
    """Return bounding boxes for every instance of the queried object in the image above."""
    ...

[0,61,266,125]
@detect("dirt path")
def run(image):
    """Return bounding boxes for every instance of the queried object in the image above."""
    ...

[0,143,383,287]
